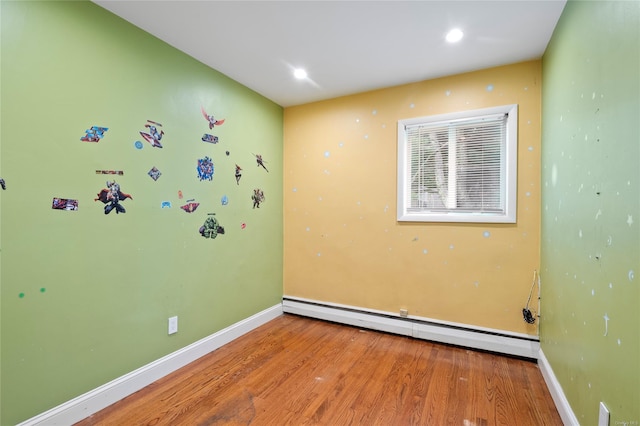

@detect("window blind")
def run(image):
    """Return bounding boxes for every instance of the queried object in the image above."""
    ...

[405,114,507,213]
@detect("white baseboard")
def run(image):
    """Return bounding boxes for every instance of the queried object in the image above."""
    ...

[282,296,540,359]
[18,304,283,426]
[19,301,575,426]
[538,348,580,426]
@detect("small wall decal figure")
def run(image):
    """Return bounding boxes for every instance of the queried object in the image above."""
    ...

[202,134,219,144]
[0,178,6,190]
[181,199,200,213]
[148,166,162,181]
[199,213,225,239]
[253,154,269,172]
[197,156,214,181]
[81,126,108,142]
[94,180,132,215]
[235,164,242,184]
[52,197,78,211]
[251,188,265,209]
[201,106,225,129]
[96,170,124,176]
[140,120,163,148]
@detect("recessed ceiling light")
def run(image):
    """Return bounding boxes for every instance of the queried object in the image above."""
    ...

[446,28,464,43]
[293,68,307,79]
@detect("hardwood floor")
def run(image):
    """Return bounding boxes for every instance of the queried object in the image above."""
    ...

[76,314,562,426]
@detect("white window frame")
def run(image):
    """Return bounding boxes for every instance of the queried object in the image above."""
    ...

[397,104,518,223]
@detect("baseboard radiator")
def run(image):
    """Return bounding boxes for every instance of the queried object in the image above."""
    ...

[20,299,580,426]
[283,297,581,424]
[282,296,540,360]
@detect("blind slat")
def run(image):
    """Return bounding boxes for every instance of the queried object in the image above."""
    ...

[406,113,506,212]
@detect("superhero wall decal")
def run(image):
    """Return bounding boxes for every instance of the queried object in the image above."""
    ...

[140,120,164,148]
[95,180,132,215]
[254,154,269,172]
[235,164,242,185]
[148,167,162,181]
[68,103,272,239]
[201,106,225,129]
[199,213,225,239]
[251,188,265,209]
[181,199,200,213]
[81,126,108,142]
[197,156,214,181]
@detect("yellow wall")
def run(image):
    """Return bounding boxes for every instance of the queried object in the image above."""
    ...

[284,61,541,335]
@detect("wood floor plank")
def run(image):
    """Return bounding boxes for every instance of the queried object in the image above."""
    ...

[76,314,562,426]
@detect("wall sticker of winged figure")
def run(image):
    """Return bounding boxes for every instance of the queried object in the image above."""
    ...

[201,106,225,129]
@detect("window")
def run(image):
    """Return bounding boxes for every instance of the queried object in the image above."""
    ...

[397,104,517,223]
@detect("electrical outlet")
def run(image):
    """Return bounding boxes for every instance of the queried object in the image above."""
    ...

[598,402,610,426]
[399,308,408,318]
[168,316,178,335]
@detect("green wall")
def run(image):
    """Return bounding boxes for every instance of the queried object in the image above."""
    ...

[0,1,283,424]
[541,1,639,424]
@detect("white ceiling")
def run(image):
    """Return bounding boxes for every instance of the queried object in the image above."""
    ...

[93,1,566,107]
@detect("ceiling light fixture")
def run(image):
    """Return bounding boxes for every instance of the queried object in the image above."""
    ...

[293,68,307,79]
[446,28,464,43]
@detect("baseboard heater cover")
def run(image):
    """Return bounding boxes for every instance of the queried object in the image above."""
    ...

[282,296,540,360]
